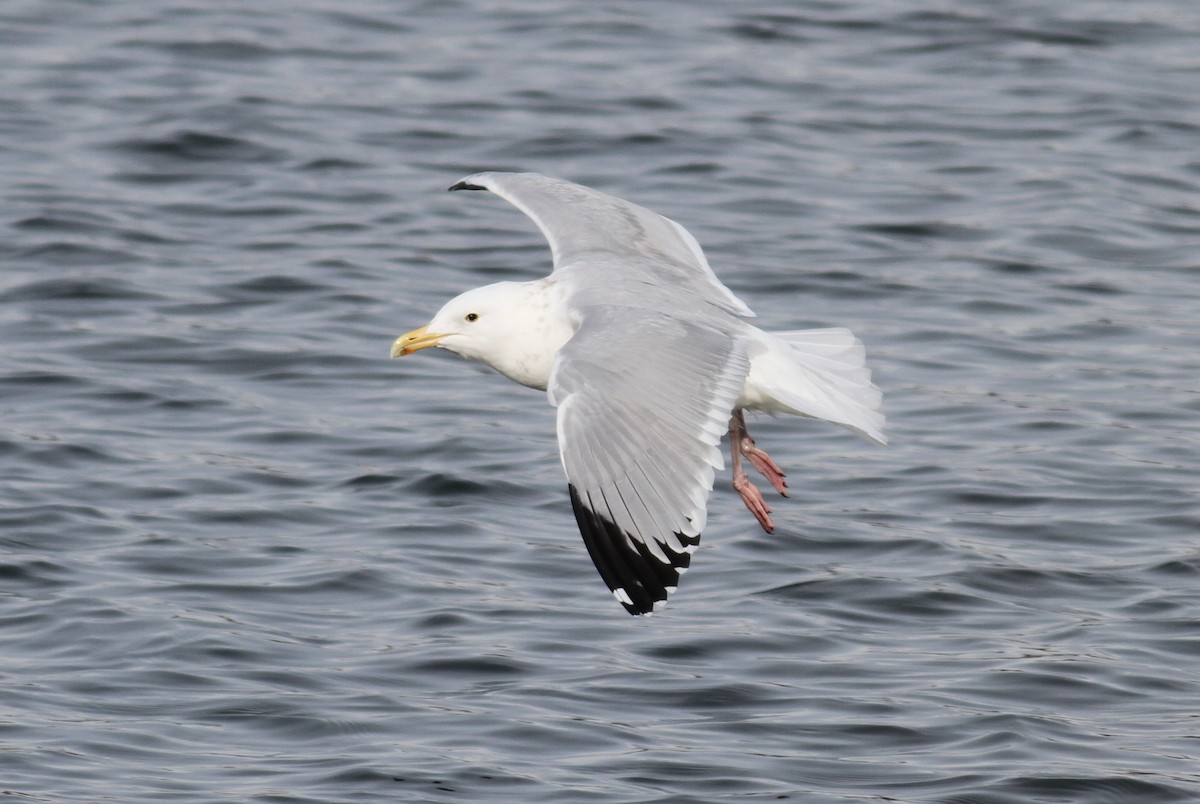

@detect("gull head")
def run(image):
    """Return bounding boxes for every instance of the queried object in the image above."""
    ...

[391,280,572,390]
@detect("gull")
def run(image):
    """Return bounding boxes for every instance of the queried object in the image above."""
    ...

[392,172,885,615]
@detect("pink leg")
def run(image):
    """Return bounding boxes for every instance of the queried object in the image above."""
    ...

[728,410,788,534]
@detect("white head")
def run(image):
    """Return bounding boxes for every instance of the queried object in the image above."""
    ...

[391,280,571,389]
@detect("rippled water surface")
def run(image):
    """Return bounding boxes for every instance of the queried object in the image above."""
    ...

[4,1,1200,801]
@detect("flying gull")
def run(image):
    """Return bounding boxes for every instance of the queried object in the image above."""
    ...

[392,172,885,615]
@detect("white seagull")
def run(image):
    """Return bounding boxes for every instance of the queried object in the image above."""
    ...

[392,172,885,615]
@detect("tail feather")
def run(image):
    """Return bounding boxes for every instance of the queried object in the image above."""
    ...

[755,328,886,444]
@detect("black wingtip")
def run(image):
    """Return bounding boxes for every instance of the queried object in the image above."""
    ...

[448,180,485,192]
[567,484,699,617]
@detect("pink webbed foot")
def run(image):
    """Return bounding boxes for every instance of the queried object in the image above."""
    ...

[742,440,788,497]
[728,409,787,534]
[733,473,775,533]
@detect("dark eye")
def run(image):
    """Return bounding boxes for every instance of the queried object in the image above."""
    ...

[465,313,478,322]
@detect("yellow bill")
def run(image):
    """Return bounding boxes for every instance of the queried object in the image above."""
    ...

[390,325,445,358]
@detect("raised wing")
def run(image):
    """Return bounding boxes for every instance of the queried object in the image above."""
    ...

[450,172,754,318]
[548,305,751,614]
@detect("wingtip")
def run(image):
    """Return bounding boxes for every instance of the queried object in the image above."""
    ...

[569,484,696,617]
[448,180,486,192]
[615,588,666,617]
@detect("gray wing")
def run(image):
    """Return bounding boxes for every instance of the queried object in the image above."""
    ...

[449,171,755,318]
[548,305,751,615]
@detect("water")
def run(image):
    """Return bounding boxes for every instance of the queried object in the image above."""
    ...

[3,1,1199,800]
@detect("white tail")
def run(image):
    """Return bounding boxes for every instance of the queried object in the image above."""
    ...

[749,328,887,444]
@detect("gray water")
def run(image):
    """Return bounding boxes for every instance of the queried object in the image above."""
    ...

[4,1,1200,801]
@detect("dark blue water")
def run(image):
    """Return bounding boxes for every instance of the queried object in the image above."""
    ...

[4,1,1200,801]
